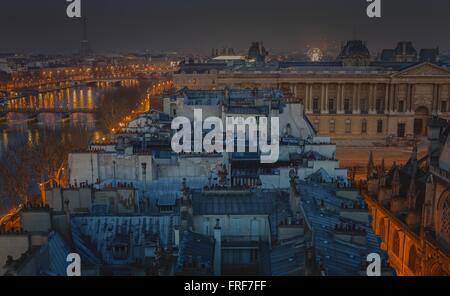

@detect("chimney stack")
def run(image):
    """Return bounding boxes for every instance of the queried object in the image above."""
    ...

[213,219,222,276]
[174,226,180,248]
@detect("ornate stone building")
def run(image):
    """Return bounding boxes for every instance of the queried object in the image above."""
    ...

[174,41,450,140]
[364,117,450,275]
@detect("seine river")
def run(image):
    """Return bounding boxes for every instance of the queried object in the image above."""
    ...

[0,80,142,212]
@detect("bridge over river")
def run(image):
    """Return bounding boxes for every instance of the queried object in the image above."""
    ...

[0,106,97,121]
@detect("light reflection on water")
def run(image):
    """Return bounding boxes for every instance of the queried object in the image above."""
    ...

[0,80,141,212]
[0,80,140,154]
[0,85,106,154]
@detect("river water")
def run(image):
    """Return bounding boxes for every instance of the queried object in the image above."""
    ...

[0,80,141,212]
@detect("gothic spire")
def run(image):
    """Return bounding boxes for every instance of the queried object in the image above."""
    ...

[392,162,400,197]
[367,151,375,180]
[379,158,386,187]
[407,159,418,209]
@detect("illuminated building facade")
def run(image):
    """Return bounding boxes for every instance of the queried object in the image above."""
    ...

[364,117,450,275]
[174,41,450,140]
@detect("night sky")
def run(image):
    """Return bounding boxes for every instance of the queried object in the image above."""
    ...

[0,0,449,54]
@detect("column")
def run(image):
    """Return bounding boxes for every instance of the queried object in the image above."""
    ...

[352,84,358,114]
[369,84,376,114]
[339,83,345,114]
[389,84,395,113]
[436,84,441,113]
[305,84,310,112]
[447,84,450,113]
[432,84,438,113]
[405,84,411,113]
[306,83,313,114]
[384,83,389,114]
[337,83,342,114]
[321,83,326,113]
[355,83,361,114]
[410,84,415,113]
[324,83,329,114]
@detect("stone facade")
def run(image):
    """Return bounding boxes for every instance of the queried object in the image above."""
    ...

[174,62,450,140]
[363,118,450,275]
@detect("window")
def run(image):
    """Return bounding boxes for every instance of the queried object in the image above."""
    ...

[441,101,448,113]
[392,231,400,256]
[398,100,405,112]
[328,98,335,114]
[408,245,417,273]
[313,97,320,114]
[376,99,384,114]
[344,98,351,114]
[313,119,320,132]
[329,120,335,133]
[397,123,406,138]
[361,119,367,134]
[377,120,383,134]
[345,119,352,133]
[360,98,368,114]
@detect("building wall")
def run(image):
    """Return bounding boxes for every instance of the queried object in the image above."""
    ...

[20,211,52,233]
[193,215,270,241]
[365,194,450,276]
[0,235,30,275]
[68,152,153,185]
[174,63,450,139]
[157,156,221,178]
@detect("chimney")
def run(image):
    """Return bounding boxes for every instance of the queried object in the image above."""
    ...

[129,231,134,260]
[174,226,180,248]
[213,219,221,276]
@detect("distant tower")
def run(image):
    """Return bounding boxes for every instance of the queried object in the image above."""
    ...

[79,17,92,58]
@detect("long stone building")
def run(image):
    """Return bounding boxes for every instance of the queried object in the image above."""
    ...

[173,41,450,140]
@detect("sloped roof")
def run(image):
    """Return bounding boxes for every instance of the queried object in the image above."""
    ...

[175,231,215,274]
[71,215,179,265]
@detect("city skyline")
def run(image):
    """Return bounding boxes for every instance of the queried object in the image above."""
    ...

[1,0,450,54]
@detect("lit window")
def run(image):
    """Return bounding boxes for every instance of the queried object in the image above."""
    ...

[329,120,335,133]
[377,120,383,133]
[345,119,351,133]
[361,119,367,134]
[328,98,335,113]
[313,97,320,114]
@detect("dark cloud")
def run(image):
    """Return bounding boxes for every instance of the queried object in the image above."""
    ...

[0,0,449,54]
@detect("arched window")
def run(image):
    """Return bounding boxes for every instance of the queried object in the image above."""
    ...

[378,219,385,241]
[408,245,417,273]
[392,231,400,256]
